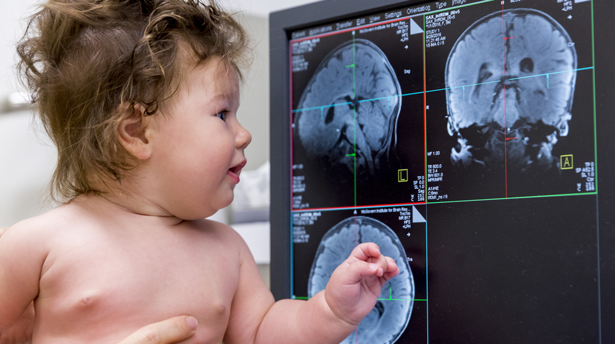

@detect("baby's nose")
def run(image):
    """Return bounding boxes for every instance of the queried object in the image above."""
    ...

[236,124,252,149]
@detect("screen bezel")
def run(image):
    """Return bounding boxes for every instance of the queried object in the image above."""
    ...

[269,0,615,339]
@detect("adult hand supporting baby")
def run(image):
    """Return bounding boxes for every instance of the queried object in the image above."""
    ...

[118,316,198,344]
[0,227,197,344]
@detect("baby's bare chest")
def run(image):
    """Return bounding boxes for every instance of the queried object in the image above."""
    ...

[36,227,239,344]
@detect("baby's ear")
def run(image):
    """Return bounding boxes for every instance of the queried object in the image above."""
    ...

[116,104,153,160]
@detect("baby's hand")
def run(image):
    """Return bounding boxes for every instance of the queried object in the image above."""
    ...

[324,243,399,326]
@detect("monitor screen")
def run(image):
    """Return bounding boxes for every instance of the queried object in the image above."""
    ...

[270,0,614,342]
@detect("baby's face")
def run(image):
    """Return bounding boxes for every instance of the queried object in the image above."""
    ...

[147,56,251,220]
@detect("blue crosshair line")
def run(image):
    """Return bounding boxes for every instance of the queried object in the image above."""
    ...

[291,67,593,114]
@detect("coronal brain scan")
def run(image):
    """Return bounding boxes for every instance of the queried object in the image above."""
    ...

[445,9,577,172]
[295,39,402,177]
[308,216,413,344]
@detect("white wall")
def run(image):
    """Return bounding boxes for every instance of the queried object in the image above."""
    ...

[237,14,270,171]
[0,111,56,227]
[226,0,320,18]
[0,0,39,97]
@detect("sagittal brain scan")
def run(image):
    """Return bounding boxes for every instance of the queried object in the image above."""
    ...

[308,216,414,344]
[295,39,402,178]
[445,9,577,172]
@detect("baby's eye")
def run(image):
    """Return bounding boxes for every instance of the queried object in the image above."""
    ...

[215,110,228,121]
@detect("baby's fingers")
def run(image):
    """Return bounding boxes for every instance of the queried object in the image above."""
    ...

[366,250,390,278]
[383,256,400,281]
[345,260,383,284]
[348,242,381,263]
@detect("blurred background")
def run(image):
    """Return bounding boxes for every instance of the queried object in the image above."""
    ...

[0,0,320,287]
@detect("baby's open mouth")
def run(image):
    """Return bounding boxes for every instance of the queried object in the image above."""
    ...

[228,160,247,177]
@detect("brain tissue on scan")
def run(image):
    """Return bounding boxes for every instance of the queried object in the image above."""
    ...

[445,9,577,172]
[308,217,414,344]
[296,39,402,178]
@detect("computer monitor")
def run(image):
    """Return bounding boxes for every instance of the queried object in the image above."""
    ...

[269,0,614,342]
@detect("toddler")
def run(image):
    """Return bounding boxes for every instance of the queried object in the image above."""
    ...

[0,1,399,343]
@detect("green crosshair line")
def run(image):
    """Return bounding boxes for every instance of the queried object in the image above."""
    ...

[344,31,358,208]
[344,32,357,205]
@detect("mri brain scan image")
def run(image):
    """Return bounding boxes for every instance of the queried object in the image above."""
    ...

[445,9,577,172]
[296,39,402,178]
[308,217,413,344]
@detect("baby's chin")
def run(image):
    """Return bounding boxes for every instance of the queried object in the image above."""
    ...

[170,196,234,221]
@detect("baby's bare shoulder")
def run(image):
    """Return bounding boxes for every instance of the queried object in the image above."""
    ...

[189,219,242,243]
[0,205,78,291]
[189,219,251,255]
[1,201,105,259]
[4,204,73,241]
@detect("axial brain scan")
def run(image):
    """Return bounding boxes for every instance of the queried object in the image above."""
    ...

[308,217,413,344]
[296,39,402,177]
[445,9,577,171]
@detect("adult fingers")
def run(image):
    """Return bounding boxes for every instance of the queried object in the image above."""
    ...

[118,316,197,344]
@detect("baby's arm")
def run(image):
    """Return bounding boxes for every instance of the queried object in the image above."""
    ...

[0,220,49,332]
[224,236,398,344]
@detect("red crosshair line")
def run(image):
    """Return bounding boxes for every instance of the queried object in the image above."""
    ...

[501,3,520,198]
[501,2,513,198]
[502,2,507,198]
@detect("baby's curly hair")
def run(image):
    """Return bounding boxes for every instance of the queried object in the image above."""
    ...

[17,0,248,203]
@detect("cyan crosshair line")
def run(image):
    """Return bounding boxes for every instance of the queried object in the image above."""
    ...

[291,66,593,114]
[508,67,593,81]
